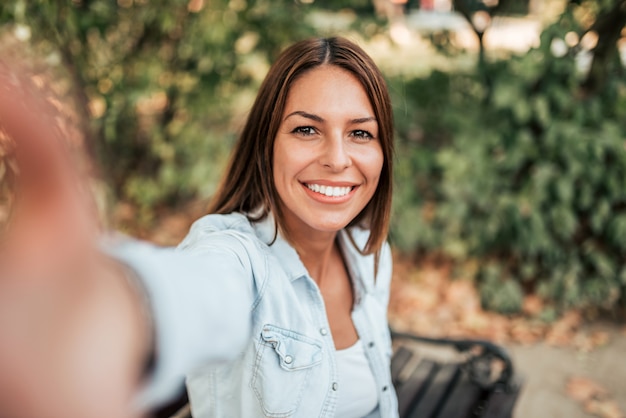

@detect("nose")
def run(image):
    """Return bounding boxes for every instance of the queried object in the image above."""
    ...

[319,135,351,172]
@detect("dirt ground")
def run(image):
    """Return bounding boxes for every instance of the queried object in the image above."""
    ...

[509,322,626,418]
[387,256,625,418]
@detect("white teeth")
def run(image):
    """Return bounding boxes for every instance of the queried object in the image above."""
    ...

[306,184,352,197]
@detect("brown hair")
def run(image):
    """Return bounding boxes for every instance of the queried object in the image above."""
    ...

[209,36,394,255]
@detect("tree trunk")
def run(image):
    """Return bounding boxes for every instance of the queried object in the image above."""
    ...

[581,0,626,96]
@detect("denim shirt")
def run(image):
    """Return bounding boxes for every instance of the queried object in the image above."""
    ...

[177,212,399,418]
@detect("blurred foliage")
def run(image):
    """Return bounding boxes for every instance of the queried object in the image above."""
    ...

[0,0,389,224]
[313,0,374,13]
[391,1,626,314]
[2,0,625,314]
[0,0,323,222]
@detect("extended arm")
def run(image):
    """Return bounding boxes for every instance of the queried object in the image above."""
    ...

[108,237,254,410]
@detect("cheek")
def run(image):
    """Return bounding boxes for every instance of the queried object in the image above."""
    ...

[363,146,384,184]
[273,140,309,184]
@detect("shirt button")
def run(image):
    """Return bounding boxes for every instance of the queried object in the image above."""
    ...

[332,382,338,391]
[382,385,388,392]
[368,341,375,348]
[320,328,328,336]
[284,355,293,364]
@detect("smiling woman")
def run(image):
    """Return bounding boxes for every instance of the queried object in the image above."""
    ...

[273,65,384,239]
[177,36,398,418]
[209,37,394,258]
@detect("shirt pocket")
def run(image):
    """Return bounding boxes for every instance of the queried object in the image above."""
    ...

[251,324,323,417]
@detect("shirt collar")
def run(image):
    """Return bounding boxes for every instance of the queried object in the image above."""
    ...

[337,229,373,299]
[251,212,374,295]
[251,213,308,282]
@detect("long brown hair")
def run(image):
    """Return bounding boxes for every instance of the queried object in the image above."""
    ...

[209,37,394,255]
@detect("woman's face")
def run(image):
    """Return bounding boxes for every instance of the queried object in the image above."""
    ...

[273,65,383,238]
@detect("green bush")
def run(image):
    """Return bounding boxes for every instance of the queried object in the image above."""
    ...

[4,0,625,313]
[391,7,626,313]
[1,0,317,212]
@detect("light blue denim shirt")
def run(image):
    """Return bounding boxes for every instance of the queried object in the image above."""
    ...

[176,212,399,418]
[106,235,252,411]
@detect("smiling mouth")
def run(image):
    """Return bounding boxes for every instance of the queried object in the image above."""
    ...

[305,183,354,197]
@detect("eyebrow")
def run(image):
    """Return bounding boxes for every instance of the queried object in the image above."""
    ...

[283,110,377,125]
[284,111,324,123]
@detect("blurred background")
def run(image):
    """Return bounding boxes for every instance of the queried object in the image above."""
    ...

[1,0,625,417]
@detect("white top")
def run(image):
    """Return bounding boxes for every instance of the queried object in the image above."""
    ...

[334,339,379,418]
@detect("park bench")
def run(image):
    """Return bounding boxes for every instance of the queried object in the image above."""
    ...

[154,329,522,418]
[389,328,522,418]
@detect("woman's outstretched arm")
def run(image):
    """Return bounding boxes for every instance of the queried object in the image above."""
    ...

[0,37,252,417]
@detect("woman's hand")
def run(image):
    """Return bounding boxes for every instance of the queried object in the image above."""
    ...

[0,253,151,418]
[0,43,151,418]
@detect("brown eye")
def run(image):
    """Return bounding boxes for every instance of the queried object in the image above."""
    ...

[351,130,374,140]
[292,126,316,136]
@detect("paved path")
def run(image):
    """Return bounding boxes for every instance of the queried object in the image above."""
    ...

[507,322,626,418]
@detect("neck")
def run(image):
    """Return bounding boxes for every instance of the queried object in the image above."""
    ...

[299,236,339,285]
[286,225,340,285]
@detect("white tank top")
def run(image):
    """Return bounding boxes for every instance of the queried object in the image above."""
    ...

[334,339,378,417]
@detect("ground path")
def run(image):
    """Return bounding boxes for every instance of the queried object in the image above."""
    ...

[510,322,626,418]
[388,256,625,418]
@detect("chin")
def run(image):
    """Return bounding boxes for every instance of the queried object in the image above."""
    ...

[308,218,352,233]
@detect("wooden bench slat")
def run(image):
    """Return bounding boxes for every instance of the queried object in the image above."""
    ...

[407,363,460,418]
[481,376,523,418]
[397,359,438,417]
[391,346,415,383]
[436,370,484,418]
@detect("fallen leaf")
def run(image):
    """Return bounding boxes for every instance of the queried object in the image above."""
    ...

[545,327,574,346]
[390,281,439,315]
[461,311,491,332]
[589,331,610,347]
[545,310,582,346]
[563,310,583,327]
[584,398,625,418]
[445,279,480,314]
[510,318,544,345]
[565,376,608,403]
[574,331,611,353]
[522,294,544,316]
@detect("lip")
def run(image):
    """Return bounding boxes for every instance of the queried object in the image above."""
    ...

[300,180,359,203]
[301,179,358,187]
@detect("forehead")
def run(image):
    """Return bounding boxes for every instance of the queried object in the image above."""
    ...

[283,65,374,116]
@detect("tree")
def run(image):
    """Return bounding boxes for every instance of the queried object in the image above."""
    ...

[391,0,626,313]
[1,0,316,217]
